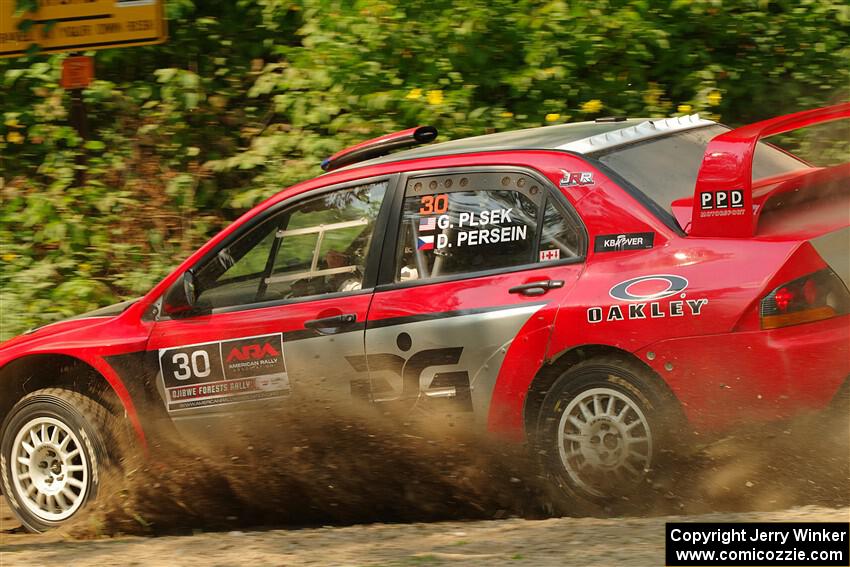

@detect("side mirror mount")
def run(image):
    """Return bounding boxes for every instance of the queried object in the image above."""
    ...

[162,270,211,318]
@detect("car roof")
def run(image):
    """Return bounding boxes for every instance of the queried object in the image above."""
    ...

[340,114,715,171]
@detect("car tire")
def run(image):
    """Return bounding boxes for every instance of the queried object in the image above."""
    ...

[0,388,113,532]
[536,355,683,507]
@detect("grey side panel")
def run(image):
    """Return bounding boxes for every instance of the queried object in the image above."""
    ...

[283,332,367,402]
[811,226,850,289]
[363,304,543,423]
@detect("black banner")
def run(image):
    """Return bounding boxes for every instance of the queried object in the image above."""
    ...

[666,522,849,566]
[158,333,289,412]
[594,232,655,253]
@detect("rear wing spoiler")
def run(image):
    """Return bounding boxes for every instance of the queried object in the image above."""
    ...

[688,102,850,237]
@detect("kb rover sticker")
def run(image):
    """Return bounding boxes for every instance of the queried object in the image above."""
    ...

[588,274,708,323]
[594,232,655,253]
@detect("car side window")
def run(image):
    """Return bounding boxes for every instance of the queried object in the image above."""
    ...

[194,181,387,309]
[394,172,550,282]
[538,196,583,262]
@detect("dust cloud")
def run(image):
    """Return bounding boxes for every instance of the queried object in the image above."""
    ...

[63,399,848,538]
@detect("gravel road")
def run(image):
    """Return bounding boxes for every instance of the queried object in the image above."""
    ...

[1,501,848,566]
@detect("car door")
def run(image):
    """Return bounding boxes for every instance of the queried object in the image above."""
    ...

[361,167,587,426]
[146,177,394,427]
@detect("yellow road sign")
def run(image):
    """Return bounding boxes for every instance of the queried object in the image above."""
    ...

[1,0,166,58]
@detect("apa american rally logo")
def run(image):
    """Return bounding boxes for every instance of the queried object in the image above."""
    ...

[221,333,286,379]
[587,274,708,323]
[225,342,280,363]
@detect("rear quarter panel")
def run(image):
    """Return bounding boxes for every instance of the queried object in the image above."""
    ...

[542,172,842,432]
[550,237,801,355]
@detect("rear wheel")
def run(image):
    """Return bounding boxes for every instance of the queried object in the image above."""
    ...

[1,388,113,532]
[537,355,682,505]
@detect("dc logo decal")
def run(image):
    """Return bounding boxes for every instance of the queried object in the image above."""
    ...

[609,275,689,302]
[345,332,472,411]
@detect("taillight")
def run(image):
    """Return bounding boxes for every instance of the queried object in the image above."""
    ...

[761,269,850,330]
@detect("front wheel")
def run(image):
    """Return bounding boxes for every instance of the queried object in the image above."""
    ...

[1,388,113,532]
[537,356,682,505]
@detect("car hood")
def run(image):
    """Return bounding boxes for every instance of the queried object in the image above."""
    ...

[69,298,139,320]
[0,298,139,351]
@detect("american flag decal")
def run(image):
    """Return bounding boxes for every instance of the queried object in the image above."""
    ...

[419,217,437,232]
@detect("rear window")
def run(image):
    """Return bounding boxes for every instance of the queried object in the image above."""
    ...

[595,125,809,215]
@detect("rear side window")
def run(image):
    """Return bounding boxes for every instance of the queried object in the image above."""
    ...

[539,196,583,260]
[394,171,583,282]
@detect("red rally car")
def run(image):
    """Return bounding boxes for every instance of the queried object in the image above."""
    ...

[1,103,848,531]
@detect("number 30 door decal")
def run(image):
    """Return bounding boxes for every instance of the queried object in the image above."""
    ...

[158,333,289,412]
[171,350,212,380]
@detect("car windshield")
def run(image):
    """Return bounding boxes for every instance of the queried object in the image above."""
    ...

[594,124,809,217]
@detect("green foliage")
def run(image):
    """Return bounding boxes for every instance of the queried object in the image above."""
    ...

[1,0,849,340]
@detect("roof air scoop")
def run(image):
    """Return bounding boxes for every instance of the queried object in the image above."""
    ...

[559,114,713,153]
[321,126,438,172]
